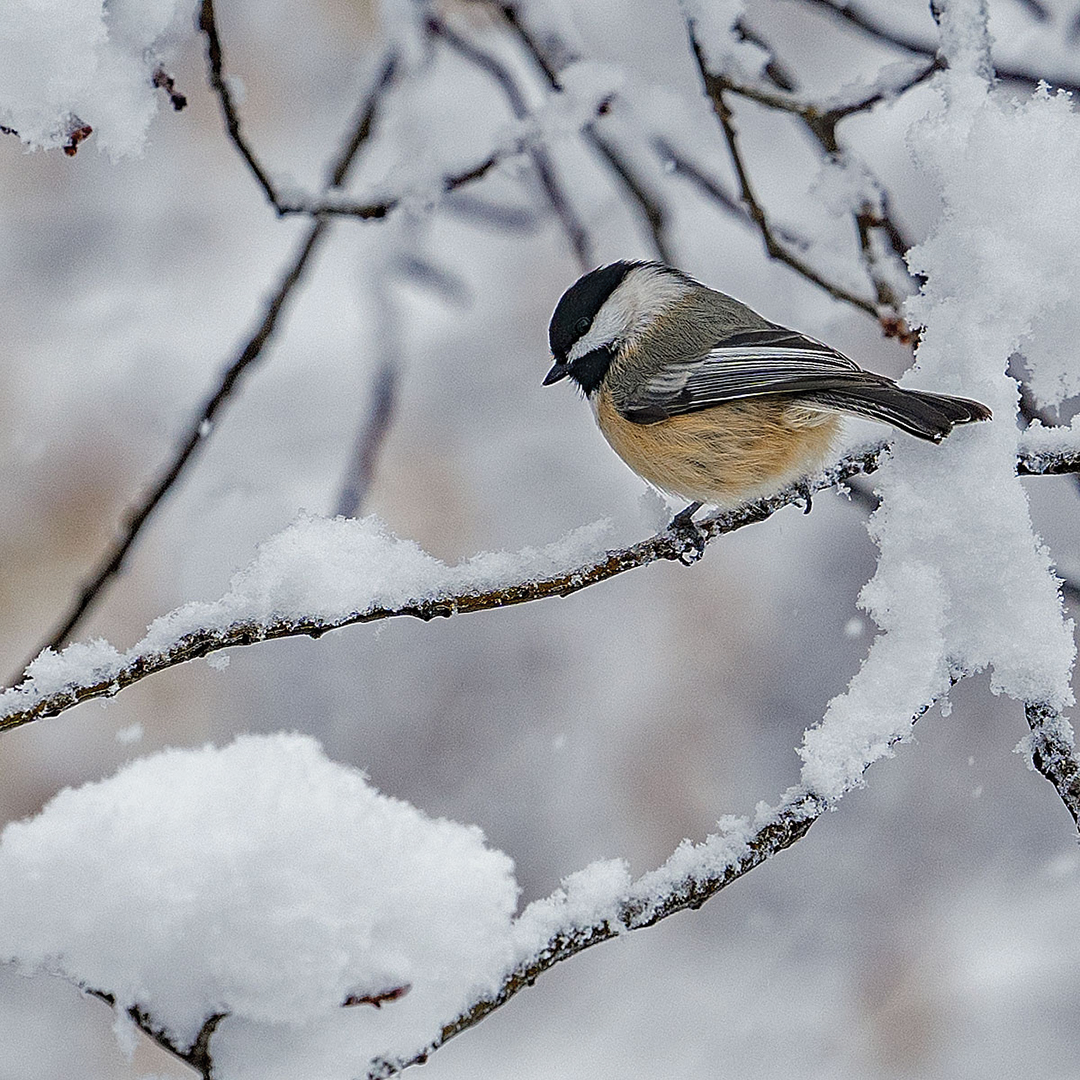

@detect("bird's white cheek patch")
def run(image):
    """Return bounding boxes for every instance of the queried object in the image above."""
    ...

[568,267,693,363]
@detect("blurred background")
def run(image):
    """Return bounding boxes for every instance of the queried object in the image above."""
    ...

[2,0,1080,1076]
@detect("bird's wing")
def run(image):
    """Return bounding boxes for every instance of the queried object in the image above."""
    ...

[620,325,874,423]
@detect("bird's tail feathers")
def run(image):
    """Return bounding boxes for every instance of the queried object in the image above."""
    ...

[807,384,992,442]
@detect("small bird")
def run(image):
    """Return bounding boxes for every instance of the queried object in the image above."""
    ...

[544,261,990,523]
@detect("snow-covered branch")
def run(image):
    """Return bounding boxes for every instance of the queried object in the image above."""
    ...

[3,439,1078,735]
[369,786,825,1078]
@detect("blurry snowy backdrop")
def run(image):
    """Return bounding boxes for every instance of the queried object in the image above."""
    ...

[2,0,1080,1077]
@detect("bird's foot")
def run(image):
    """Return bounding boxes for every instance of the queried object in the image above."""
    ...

[668,502,706,565]
[797,481,814,515]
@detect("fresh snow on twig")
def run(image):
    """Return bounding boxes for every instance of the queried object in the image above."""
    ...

[0,514,612,718]
[0,0,195,157]
[0,734,518,1077]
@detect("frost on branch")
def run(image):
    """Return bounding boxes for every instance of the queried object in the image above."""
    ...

[0,0,194,157]
[0,734,518,1079]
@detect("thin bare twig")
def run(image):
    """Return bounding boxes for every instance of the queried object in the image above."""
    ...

[586,125,673,264]
[18,53,401,674]
[335,365,398,518]
[651,138,744,219]
[686,22,930,329]
[702,80,880,317]
[427,15,592,267]
[702,55,943,154]
[488,2,677,263]
[263,149,509,220]
[199,0,282,210]
[87,982,410,1076]
[733,16,798,91]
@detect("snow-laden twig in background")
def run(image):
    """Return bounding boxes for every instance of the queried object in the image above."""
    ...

[792,0,1080,95]
[370,694,1080,1077]
[484,0,679,263]
[4,441,1079,735]
[686,16,930,330]
[426,14,592,267]
[15,50,404,676]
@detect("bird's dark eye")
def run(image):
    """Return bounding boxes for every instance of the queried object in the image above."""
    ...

[573,316,591,337]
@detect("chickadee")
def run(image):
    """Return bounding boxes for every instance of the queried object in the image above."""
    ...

[544,261,991,519]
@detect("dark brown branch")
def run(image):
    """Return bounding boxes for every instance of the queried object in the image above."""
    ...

[19,55,401,673]
[5,441,1078,734]
[86,988,225,1080]
[22,221,327,670]
[733,16,798,91]
[368,686,1080,1079]
[702,79,879,317]
[0,444,887,733]
[687,22,929,330]
[695,54,942,154]
[199,0,282,210]
[200,1,406,213]
[1025,701,1080,828]
[651,137,839,277]
[87,980,410,1078]
[367,790,823,1078]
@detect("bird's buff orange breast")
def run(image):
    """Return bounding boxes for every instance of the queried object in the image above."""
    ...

[593,385,841,507]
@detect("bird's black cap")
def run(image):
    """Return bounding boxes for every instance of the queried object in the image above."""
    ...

[548,261,636,361]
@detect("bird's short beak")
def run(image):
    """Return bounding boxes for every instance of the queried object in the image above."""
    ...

[543,360,569,386]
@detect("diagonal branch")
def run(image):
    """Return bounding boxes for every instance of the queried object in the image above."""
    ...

[426,15,592,267]
[4,441,1079,734]
[487,1,676,263]
[1025,701,1080,828]
[199,0,282,210]
[17,53,402,673]
[367,788,824,1077]
[702,76,879,317]
[0,445,887,733]
[586,124,674,264]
